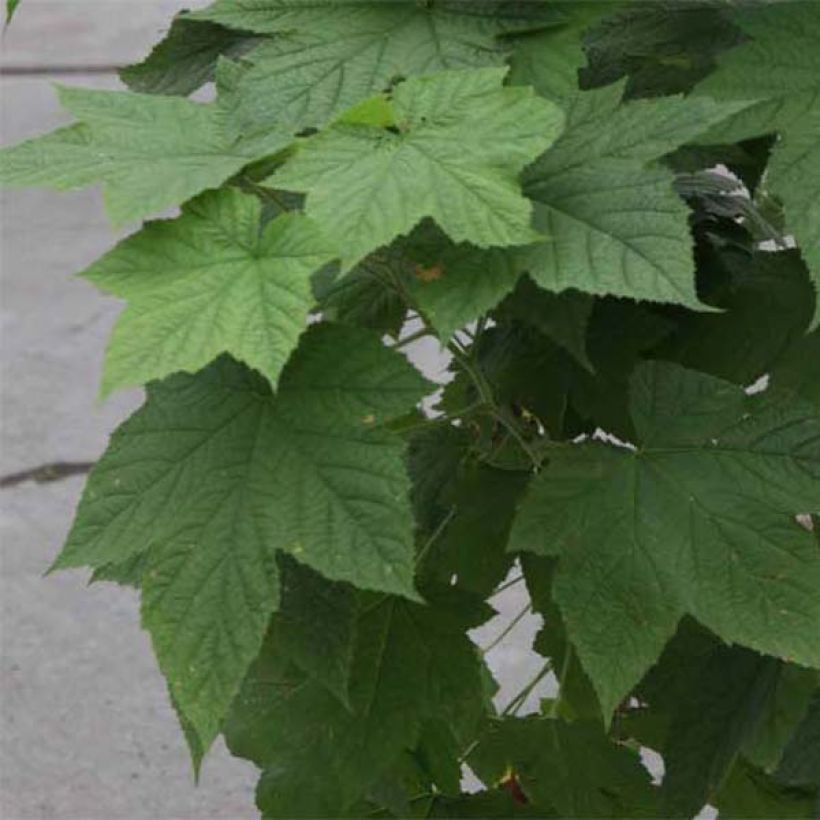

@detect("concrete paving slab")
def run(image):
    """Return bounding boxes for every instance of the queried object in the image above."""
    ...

[0,13,545,816]
[0,1,207,70]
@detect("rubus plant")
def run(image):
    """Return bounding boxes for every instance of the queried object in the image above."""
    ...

[2,0,820,816]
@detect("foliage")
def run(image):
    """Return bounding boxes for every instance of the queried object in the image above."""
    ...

[2,1,819,817]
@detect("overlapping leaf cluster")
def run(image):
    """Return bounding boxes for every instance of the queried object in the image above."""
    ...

[2,1,819,817]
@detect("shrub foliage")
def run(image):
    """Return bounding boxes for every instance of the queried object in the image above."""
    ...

[2,1,819,816]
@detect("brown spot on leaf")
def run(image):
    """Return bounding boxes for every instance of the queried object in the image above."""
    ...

[415,263,444,283]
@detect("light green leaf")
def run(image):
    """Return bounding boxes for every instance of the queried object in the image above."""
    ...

[226,590,488,816]
[0,85,288,225]
[523,82,747,308]
[54,324,430,749]
[271,68,564,268]
[5,0,21,24]
[510,361,820,718]
[193,0,558,138]
[83,188,336,396]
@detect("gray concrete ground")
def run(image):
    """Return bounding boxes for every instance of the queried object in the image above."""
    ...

[0,5,543,818]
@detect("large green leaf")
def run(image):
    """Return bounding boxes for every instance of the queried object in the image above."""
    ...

[510,361,820,718]
[83,188,335,395]
[0,85,287,225]
[695,3,820,323]
[53,324,430,750]
[225,589,489,817]
[271,68,564,267]
[522,83,746,308]
[192,0,558,137]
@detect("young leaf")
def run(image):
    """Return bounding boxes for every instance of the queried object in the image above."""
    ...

[271,68,564,268]
[510,361,820,718]
[0,86,288,225]
[82,188,336,395]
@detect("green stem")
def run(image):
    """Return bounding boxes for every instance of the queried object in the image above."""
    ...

[501,659,553,716]
[481,603,531,656]
[446,342,540,470]
[415,506,456,567]
[491,573,524,597]
[390,401,486,435]
[550,645,573,718]
[393,326,432,349]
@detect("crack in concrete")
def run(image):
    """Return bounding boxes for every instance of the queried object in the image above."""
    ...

[0,461,94,489]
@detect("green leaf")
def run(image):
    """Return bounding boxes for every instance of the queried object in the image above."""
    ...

[402,225,531,343]
[272,556,357,706]
[581,4,743,99]
[120,16,263,97]
[225,590,488,817]
[510,361,820,718]
[694,3,820,324]
[497,277,594,372]
[82,188,336,396]
[270,68,564,268]
[522,555,601,723]
[5,0,21,24]
[658,645,780,817]
[744,666,818,774]
[508,3,624,103]
[776,691,820,788]
[523,82,747,308]
[657,247,815,385]
[771,330,820,414]
[715,758,815,820]
[472,716,657,817]
[312,254,407,339]
[54,324,429,749]
[0,85,288,225]
[420,464,529,599]
[192,0,559,137]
